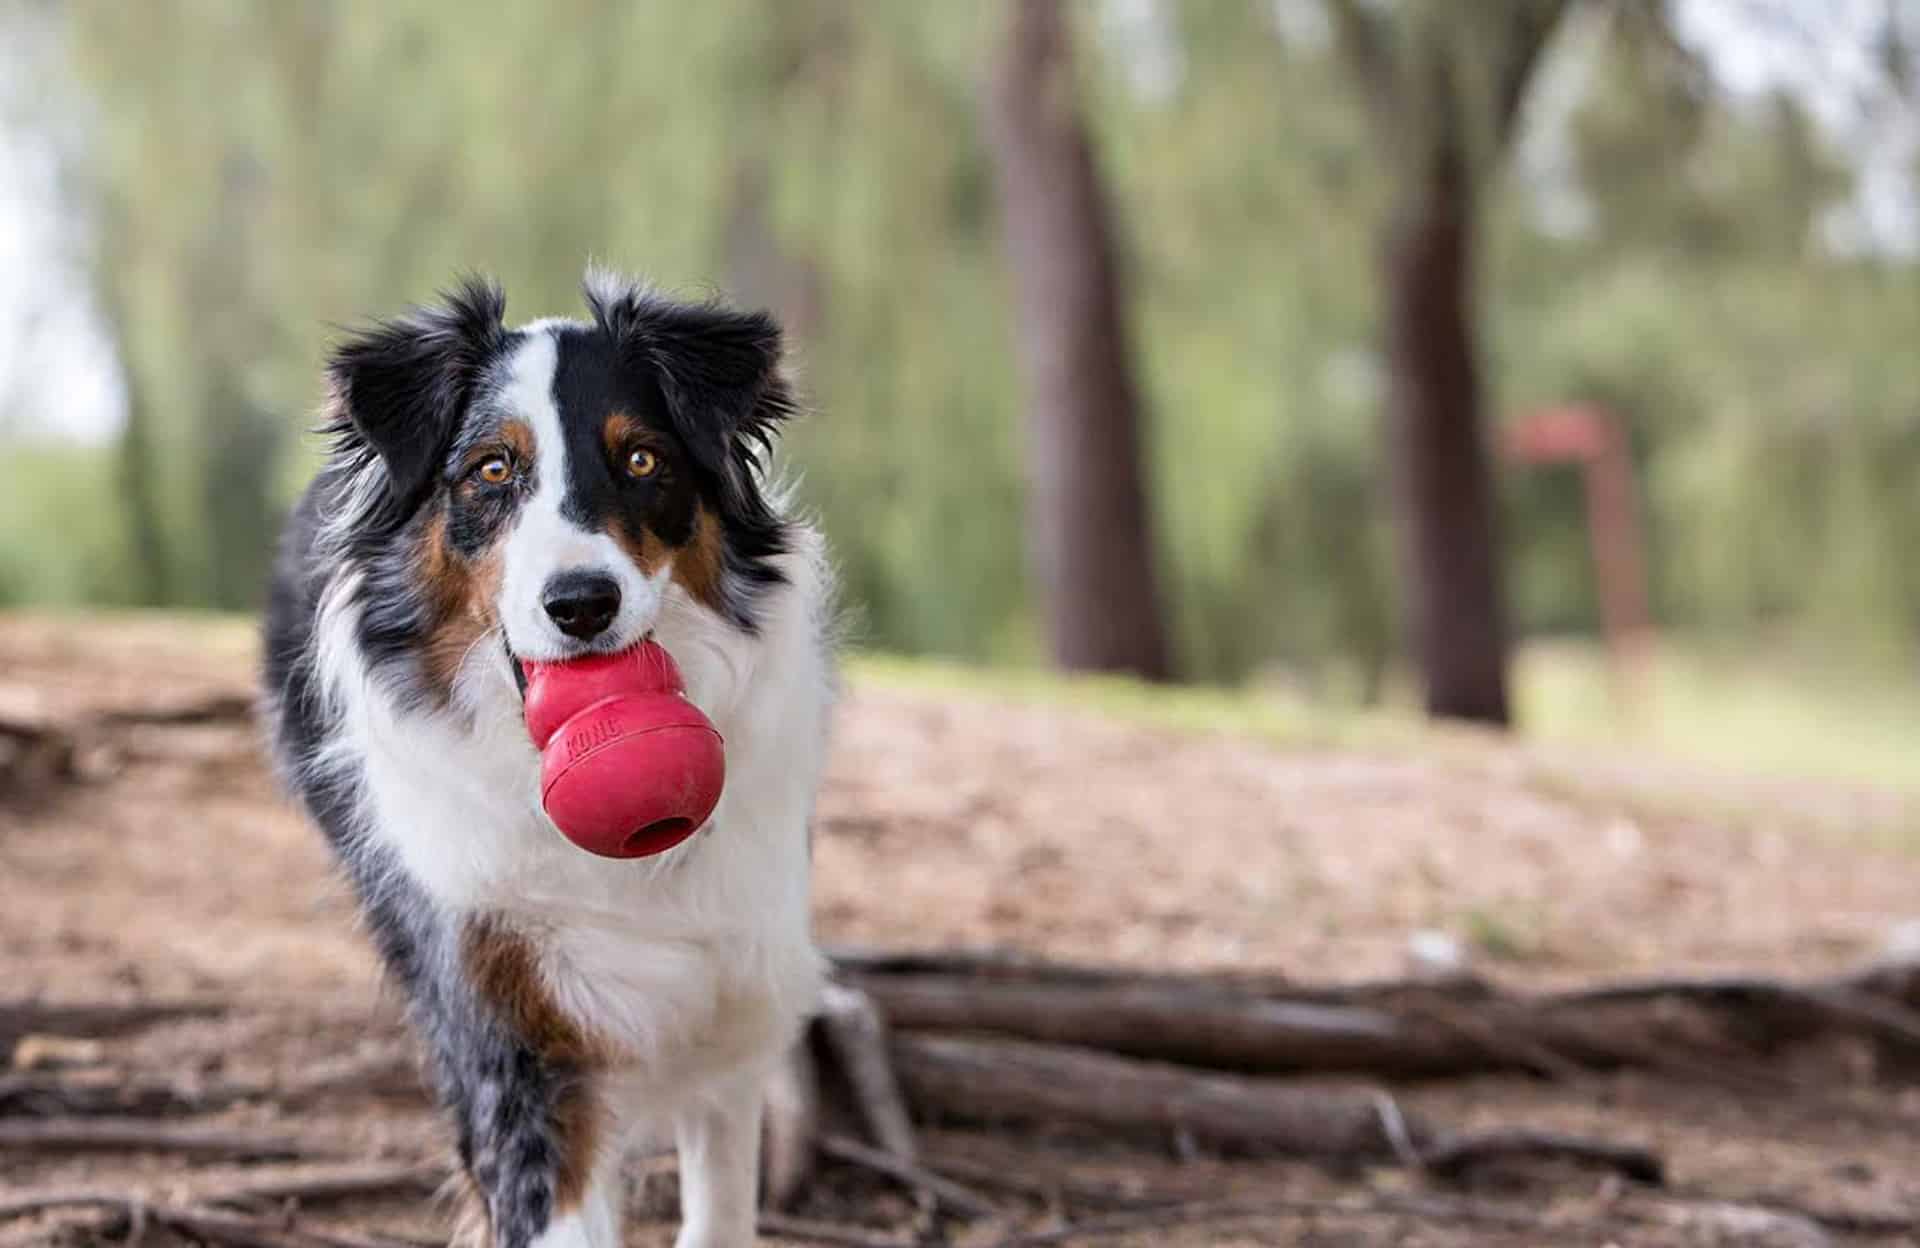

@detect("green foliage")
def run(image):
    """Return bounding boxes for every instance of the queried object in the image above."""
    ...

[17,1,1920,692]
[0,441,135,607]
[1495,24,1920,661]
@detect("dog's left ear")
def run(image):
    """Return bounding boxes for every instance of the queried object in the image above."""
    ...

[583,274,796,493]
[327,277,509,517]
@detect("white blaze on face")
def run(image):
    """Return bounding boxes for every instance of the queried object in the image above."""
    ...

[495,327,671,661]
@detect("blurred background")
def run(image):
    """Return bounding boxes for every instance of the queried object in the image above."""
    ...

[3,0,1920,779]
[9,8,1920,1240]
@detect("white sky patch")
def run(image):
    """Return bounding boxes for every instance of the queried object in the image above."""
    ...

[1270,0,1333,51]
[1101,0,1182,103]
[0,6,122,444]
[1673,0,1919,255]
[1512,1,1613,240]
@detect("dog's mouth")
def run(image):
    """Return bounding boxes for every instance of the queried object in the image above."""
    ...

[503,632,658,702]
[506,637,528,701]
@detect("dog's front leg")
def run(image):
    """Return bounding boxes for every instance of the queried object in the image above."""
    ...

[512,1148,623,1248]
[430,915,622,1248]
[442,1040,621,1248]
[674,1075,764,1248]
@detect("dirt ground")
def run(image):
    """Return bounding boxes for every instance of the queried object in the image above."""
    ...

[4,612,1920,1246]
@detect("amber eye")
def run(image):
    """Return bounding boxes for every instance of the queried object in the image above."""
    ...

[475,455,513,485]
[625,448,659,479]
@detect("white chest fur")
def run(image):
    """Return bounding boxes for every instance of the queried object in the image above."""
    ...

[314,531,833,1089]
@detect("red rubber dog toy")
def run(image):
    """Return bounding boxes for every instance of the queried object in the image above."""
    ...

[521,642,725,859]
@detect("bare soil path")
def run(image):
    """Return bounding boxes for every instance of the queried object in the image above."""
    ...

[4,612,1918,1245]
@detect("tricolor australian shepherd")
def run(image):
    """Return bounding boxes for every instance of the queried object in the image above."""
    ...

[263,272,833,1248]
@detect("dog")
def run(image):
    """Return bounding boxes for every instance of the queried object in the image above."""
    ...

[263,271,833,1248]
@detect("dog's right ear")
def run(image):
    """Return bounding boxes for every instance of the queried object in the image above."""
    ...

[326,277,508,514]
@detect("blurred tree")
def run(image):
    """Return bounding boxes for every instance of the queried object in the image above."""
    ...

[1506,1,1916,662]
[98,235,172,606]
[31,0,1920,693]
[71,1,290,608]
[985,0,1172,680]
[1327,0,1574,725]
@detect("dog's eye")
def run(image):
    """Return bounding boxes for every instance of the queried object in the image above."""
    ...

[625,449,659,479]
[475,456,513,486]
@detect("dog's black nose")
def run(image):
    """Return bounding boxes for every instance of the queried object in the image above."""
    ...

[542,571,622,640]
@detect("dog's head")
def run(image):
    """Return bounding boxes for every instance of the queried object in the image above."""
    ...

[323,272,795,698]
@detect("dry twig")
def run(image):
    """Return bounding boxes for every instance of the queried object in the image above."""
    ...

[757,1211,918,1248]
[816,983,918,1161]
[817,1132,1002,1219]
[0,1046,421,1117]
[0,1117,339,1161]
[1421,1127,1664,1184]
[0,998,226,1056]
[975,1193,1556,1248]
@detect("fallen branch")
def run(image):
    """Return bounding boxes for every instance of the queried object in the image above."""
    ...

[1395,992,1590,1081]
[278,1049,423,1107]
[0,1168,447,1248]
[0,1197,415,1248]
[817,1132,1002,1219]
[975,1193,1557,1248]
[852,973,1491,1077]
[757,1212,917,1248]
[144,1204,419,1248]
[0,1185,131,1221]
[0,1117,338,1162]
[0,997,226,1056]
[827,944,1482,1001]
[0,1214,118,1248]
[894,1031,1409,1157]
[97,693,255,728]
[0,1067,206,1116]
[0,716,75,790]
[0,692,254,801]
[815,983,918,1161]
[0,1163,440,1222]
[1543,974,1920,1053]
[1656,1185,1920,1240]
[1616,1196,1834,1248]
[891,1033,1661,1185]
[763,1033,824,1210]
[0,1046,422,1117]
[842,952,1920,1081]
[912,1145,1161,1211]
[190,1161,446,1208]
[1420,1127,1664,1184]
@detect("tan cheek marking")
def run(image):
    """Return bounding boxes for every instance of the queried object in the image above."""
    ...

[460,916,609,1213]
[599,412,728,613]
[419,513,505,698]
[670,506,729,615]
[608,517,673,579]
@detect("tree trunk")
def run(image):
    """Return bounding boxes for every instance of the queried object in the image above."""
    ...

[114,382,174,606]
[1383,133,1511,725]
[986,0,1172,681]
[98,197,174,607]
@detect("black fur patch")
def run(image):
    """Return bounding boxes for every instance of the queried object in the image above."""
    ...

[325,276,514,531]
[312,280,520,707]
[549,324,703,549]
[582,276,798,630]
